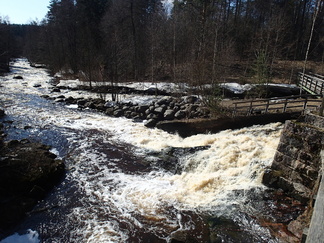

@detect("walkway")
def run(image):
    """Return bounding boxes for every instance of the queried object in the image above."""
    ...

[229,94,322,117]
[298,72,324,95]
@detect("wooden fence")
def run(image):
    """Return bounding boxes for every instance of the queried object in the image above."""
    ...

[298,72,324,95]
[231,94,323,116]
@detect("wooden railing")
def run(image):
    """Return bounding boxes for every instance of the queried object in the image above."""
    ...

[298,72,324,95]
[231,94,323,116]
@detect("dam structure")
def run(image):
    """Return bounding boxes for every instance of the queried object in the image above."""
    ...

[262,112,324,241]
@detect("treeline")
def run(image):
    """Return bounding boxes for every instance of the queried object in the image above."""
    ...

[2,0,324,86]
[0,18,19,72]
[0,17,27,73]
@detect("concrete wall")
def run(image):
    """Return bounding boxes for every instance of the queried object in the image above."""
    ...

[305,150,324,243]
[262,113,324,203]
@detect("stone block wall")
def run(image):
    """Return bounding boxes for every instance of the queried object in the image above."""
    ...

[262,113,324,203]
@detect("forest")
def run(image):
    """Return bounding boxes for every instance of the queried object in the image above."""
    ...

[0,0,323,89]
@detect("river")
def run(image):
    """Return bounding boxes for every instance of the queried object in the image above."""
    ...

[0,59,283,242]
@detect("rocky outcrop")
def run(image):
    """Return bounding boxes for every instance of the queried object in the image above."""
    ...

[0,139,65,229]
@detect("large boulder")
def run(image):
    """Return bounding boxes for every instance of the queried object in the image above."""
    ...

[0,139,65,229]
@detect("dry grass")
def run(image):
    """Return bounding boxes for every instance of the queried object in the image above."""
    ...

[221,60,324,85]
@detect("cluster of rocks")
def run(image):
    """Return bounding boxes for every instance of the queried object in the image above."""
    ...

[47,93,211,128]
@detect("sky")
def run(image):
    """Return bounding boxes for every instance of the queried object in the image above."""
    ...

[0,0,50,24]
[0,0,174,25]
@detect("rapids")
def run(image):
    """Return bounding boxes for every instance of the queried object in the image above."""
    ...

[0,59,282,242]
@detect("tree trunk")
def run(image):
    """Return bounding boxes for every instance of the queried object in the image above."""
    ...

[302,0,320,82]
[130,0,138,80]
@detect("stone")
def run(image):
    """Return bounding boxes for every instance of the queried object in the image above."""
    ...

[55,98,65,103]
[130,112,138,118]
[40,95,50,99]
[145,108,152,116]
[94,103,106,111]
[137,105,149,113]
[51,88,61,93]
[154,106,166,115]
[144,87,168,95]
[105,101,117,108]
[113,109,124,117]
[288,216,305,239]
[147,113,159,120]
[293,182,312,200]
[262,169,281,188]
[174,110,187,119]
[65,96,76,104]
[13,75,23,79]
[144,119,157,128]
[105,107,114,116]
[184,95,198,104]
[145,87,159,95]
[164,109,175,120]
[122,104,131,111]
[156,97,172,106]
[85,101,96,109]
[132,117,143,123]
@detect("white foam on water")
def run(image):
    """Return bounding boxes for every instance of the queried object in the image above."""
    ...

[106,123,282,209]
[0,230,40,243]
[166,124,282,207]
[64,119,282,242]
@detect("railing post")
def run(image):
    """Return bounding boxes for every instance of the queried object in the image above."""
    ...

[233,103,237,117]
[303,96,308,113]
[248,101,253,115]
[283,98,288,113]
[320,96,324,117]
[265,99,270,113]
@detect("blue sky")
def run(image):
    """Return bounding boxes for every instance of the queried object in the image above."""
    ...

[0,0,50,24]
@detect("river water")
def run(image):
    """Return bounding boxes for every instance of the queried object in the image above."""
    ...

[0,59,283,242]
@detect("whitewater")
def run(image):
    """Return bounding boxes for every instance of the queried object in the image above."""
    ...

[0,59,282,242]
